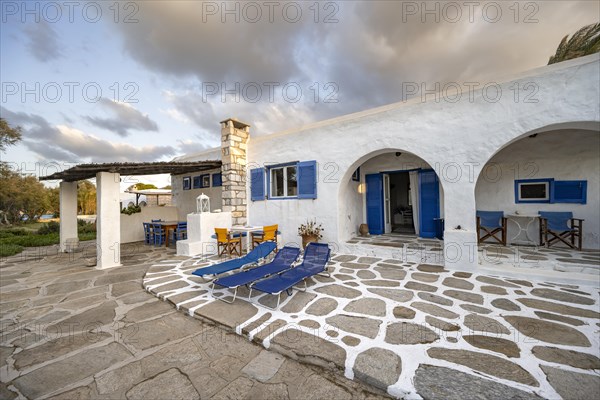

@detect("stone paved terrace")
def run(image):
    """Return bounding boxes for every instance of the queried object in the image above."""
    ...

[144,249,600,399]
[345,234,600,278]
[0,243,390,400]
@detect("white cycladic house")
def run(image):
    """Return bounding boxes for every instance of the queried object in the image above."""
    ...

[174,54,599,272]
[49,54,599,271]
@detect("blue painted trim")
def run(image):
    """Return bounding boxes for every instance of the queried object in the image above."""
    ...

[514,178,553,203]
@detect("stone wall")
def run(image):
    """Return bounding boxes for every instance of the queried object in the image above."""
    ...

[220,119,250,226]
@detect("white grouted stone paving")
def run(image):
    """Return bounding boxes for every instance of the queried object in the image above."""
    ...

[144,252,600,399]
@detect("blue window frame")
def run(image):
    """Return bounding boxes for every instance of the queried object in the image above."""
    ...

[193,174,210,189]
[268,162,298,199]
[192,176,202,189]
[515,179,552,203]
[201,174,210,188]
[251,161,317,200]
[515,178,587,204]
[183,176,191,190]
[212,172,222,187]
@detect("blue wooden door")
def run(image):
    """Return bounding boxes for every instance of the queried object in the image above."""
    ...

[419,170,440,238]
[366,174,384,235]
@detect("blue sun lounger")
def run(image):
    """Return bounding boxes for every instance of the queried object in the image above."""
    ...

[211,246,301,303]
[191,241,277,280]
[250,243,331,309]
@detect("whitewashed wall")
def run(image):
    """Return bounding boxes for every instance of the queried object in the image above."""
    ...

[246,55,599,269]
[171,169,222,220]
[476,129,599,249]
[120,206,178,244]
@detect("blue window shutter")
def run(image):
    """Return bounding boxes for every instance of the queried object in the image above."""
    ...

[192,176,201,189]
[552,180,587,204]
[297,161,317,199]
[250,168,265,201]
[366,174,384,234]
[212,173,222,187]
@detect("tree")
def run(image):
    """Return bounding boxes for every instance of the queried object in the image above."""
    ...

[47,187,60,217]
[549,22,600,65]
[77,180,97,215]
[0,164,49,224]
[0,118,22,152]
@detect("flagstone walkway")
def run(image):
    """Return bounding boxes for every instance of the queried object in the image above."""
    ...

[345,234,600,276]
[0,243,388,400]
[144,252,600,399]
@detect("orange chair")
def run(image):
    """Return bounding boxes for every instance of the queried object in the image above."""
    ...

[215,228,242,257]
[251,225,278,250]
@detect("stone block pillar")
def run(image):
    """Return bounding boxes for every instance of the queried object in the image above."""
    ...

[59,181,78,252]
[96,172,121,269]
[220,118,250,226]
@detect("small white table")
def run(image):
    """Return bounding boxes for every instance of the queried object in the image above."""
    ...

[506,214,539,246]
[231,226,262,253]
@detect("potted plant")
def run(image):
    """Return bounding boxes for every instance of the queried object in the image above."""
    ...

[298,219,324,249]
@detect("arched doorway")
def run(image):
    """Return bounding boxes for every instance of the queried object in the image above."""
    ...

[475,126,599,250]
[338,149,445,243]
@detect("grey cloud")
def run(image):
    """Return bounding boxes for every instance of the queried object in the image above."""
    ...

[24,21,62,62]
[114,1,599,132]
[85,98,159,137]
[1,107,175,163]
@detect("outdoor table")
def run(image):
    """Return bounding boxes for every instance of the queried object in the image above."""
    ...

[506,214,539,246]
[157,221,185,247]
[230,225,262,253]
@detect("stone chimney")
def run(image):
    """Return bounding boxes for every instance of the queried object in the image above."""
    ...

[220,118,250,226]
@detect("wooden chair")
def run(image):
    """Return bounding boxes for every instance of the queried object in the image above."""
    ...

[251,225,278,250]
[172,222,187,243]
[476,211,507,246]
[539,212,583,250]
[215,228,242,257]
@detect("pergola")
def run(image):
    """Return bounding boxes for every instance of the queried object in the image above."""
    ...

[40,161,221,268]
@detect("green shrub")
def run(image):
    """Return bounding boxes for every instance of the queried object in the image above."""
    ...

[121,205,141,215]
[4,233,60,247]
[0,243,23,258]
[37,221,60,235]
[79,232,96,241]
[0,228,29,238]
[78,221,96,234]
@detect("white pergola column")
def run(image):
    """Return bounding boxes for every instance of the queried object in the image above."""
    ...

[442,183,478,271]
[96,172,121,269]
[59,181,78,252]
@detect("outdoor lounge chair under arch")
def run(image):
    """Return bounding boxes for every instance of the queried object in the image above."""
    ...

[191,241,277,281]
[211,246,301,303]
[250,242,331,310]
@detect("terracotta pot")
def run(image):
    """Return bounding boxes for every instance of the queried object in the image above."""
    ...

[359,223,369,237]
[301,234,319,249]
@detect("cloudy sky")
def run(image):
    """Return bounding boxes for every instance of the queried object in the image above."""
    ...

[1,1,598,188]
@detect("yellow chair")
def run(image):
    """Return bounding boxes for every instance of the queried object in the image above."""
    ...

[215,228,242,257]
[251,225,278,249]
